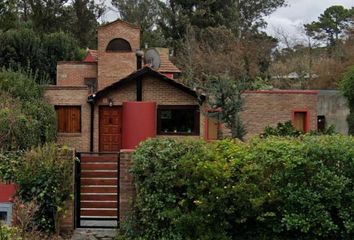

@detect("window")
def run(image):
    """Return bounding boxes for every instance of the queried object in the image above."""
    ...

[0,211,7,222]
[317,115,326,132]
[106,38,132,52]
[292,110,308,132]
[84,78,97,93]
[0,203,12,225]
[157,105,200,135]
[55,106,81,133]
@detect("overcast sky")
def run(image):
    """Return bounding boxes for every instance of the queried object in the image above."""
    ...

[265,0,353,38]
[102,0,354,39]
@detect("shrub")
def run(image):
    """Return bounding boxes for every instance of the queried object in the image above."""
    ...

[0,223,21,240]
[127,136,354,239]
[340,66,354,135]
[0,150,23,182]
[15,143,75,233]
[0,69,56,151]
[262,121,301,137]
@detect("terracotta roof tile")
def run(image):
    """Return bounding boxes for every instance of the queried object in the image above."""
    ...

[158,53,181,73]
[83,49,98,62]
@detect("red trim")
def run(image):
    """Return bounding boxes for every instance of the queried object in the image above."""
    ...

[83,54,96,63]
[245,90,319,95]
[292,109,310,133]
[161,73,174,79]
[0,183,16,202]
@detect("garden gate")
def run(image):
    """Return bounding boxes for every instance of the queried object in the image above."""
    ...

[75,152,120,228]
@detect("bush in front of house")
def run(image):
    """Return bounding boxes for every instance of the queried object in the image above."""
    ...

[126,136,354,239]
[15,143,75,233]
[0,144,76,234]
[0,223,21,240]
[262,120,337,138]
[0,69,56,151]
[262,121,301,137]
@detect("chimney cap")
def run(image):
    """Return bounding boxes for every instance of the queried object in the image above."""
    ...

[136,50,144,57]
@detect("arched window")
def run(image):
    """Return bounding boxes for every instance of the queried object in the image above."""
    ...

[106,38,132,52]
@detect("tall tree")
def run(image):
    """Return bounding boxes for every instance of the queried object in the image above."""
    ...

[0,0,18,31]
[305,5,354,47]
[158,0,286,44]
[71,0,105,48]
[111,0,166,47]
[28,0,71,33]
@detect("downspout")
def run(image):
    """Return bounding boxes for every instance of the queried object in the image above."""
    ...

[87,95,95,152]
[136,50,144,102]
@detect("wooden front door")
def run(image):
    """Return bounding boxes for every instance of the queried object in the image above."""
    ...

[99,106,122,152]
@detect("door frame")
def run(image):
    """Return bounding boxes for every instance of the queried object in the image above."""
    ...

[292,109,310,133]
[99,105,123,152]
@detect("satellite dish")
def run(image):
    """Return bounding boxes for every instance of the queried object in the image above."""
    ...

[144,49,161,70]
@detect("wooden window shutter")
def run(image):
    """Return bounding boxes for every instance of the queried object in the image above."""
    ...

[55,106,81,133]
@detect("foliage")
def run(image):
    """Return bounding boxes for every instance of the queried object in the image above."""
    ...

[0,69,56,151]
[205,74,247,140]
[127,136,354,239]
[0,223,21,240]
[305,6,354,47]
[0,0,18,31]
[71,0,105,48]
[0,151,23,182]
[13,198,39,237]
[0,28,82,83]
[112,0,166,48]
[158,0,286,45]
[340,66,354,135]
[263,121,337,138]
[262,121,301,137]
[15,143,75,233]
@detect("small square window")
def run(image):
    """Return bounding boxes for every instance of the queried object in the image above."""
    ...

[157,105,200,135]
[55,106,81,133]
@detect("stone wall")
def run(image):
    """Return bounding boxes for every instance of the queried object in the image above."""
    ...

[317,90,349,135]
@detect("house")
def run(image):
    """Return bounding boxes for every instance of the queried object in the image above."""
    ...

[45,20,209,153]
[44,19,350,154]
[42,19,350,229]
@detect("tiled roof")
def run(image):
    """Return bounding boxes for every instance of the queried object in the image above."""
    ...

[158,53,181,73]
[83,49,98,62]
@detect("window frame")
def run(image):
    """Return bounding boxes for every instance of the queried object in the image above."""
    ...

[55,105,82,134]
[157,105,200,136]
[106,38,132,52]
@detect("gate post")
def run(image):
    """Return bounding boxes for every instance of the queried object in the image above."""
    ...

[74,152,81,228]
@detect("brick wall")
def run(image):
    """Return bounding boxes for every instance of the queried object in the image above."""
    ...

[119,150,135,222]
[44,86,91,152]
[231,91,318,139]
[97,21,140,90]
[57,62,97,86]
[93,76,205,151]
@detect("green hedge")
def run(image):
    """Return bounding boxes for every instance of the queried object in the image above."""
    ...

[126,136,354,239]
